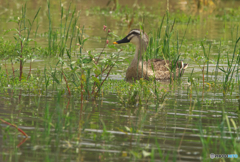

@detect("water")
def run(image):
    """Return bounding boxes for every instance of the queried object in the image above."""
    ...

[1,88,238,161]
[0,0,240,161]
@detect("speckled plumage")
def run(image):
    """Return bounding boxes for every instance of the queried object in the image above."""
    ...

[126,59,187,81]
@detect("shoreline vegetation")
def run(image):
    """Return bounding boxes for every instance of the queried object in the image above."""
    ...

[0,0,240,161]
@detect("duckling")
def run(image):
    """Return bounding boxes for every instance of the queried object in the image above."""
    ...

[113,29,188,81]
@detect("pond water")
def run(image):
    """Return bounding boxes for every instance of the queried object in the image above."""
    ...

[0,0,240,161]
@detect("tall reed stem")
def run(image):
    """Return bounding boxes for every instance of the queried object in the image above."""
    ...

[27,57,32,80]
[11,60,15,78]
[4,60,9,80]
[202,65,205,99]
[62,70,71,96]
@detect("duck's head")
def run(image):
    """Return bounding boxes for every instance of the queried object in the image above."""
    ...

[113,29,148,47]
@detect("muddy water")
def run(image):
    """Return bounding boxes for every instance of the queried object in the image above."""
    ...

[0,0,240,162]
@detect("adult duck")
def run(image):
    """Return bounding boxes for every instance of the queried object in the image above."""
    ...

[113,29,188,81]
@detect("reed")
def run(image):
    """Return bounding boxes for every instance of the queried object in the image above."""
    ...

[200,41,212,98]
[2,3,40,81]
[218,37,240,95]
[47,1,80,57]
[146,12,190,83]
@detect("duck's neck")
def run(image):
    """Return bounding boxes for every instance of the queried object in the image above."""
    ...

[126,40,148,80]
[130,42,147,67]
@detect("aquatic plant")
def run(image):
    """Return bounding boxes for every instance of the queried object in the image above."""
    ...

[103,79,168,109]
[1,1,240,162]
[3,4,41,81]
[190,40,212,98]
[218,37,240,95]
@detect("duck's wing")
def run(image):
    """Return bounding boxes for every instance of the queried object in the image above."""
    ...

[144,59,170,71]
[145,59,188,71]
[143,59,188,80]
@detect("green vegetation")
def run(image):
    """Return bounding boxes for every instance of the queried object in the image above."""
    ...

[0,0,240,162]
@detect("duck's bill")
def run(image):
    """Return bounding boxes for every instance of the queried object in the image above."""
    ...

[113,36,130,44]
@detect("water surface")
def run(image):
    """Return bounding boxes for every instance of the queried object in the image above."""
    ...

[0,0,240,161]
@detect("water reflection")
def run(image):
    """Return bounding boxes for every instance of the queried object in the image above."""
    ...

[1,85,238,161]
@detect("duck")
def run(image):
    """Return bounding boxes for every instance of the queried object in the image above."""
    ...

[113,29,188,81]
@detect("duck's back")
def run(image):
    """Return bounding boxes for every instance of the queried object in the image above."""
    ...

[144,59,187,80]
[144,59,169,71]
[126,59,187,81]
